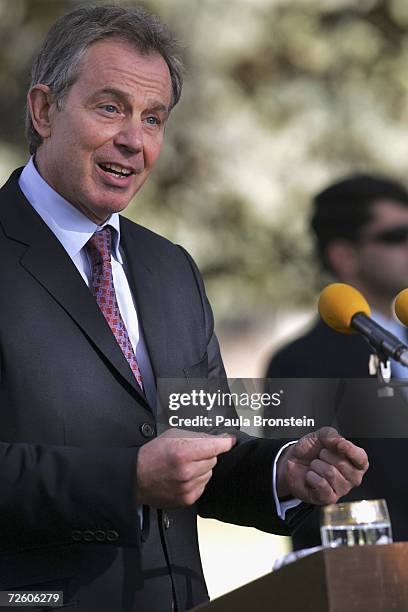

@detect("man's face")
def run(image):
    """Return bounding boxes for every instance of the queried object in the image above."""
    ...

[353,199,408,297]
[35,39,172,223]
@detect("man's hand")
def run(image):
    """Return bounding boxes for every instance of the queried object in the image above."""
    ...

[136,429,236,508]
[276,427,369,505]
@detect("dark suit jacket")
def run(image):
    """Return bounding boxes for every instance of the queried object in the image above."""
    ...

[0,169,306,612]
[265,319,408,550]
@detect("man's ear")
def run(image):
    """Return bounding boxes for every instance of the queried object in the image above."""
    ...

[27,84,54,140]
[325,239,359,279]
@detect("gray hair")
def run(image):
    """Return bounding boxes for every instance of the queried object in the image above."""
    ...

[25,4,184,154]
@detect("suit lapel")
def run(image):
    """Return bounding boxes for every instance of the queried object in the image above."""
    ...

[120,217,169,380]
[0,169,148,405]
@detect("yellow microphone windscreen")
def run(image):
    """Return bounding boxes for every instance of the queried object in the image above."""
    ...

[318,283,371,334]
[395,288,408,327]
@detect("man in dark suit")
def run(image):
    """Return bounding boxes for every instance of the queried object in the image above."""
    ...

[0,6,368,611]
[265,174,408,550]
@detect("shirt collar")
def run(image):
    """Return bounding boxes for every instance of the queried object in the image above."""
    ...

[18,157,123,263]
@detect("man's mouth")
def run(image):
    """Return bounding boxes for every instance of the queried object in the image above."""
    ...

[98,162,134,179]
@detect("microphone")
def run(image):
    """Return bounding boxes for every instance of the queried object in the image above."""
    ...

[318,283,408,366]
[395,289,408,327]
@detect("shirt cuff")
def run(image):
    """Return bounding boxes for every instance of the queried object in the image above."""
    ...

[272,440,302,520]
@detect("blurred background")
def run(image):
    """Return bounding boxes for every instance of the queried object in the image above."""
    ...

[2,0,408,599]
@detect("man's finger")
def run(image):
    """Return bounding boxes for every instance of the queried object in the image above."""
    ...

[321,436,369,471]
[177,457,218,482]
[309,458,350,497]
[292,427,343,463]
[179,469,214,493]
[304,470,338,505]
[161,428,236,460]
[190,470,214,489]
[189,435,236,460]
[319,447,366,486]
[177,470,215,506]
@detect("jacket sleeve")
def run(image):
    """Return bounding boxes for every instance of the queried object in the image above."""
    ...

[0,442,141,553]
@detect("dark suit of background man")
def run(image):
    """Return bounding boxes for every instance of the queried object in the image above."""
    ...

[0,6,368,611]
[265,174,408,550]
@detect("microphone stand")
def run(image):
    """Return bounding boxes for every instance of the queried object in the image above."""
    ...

[368,352,394,398]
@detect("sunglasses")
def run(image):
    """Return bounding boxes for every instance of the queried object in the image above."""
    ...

[361,225,408,245]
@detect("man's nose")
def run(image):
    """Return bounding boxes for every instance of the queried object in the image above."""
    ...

[114,119,143,153]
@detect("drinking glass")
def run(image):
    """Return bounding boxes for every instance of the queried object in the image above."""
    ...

[320,499,392,548]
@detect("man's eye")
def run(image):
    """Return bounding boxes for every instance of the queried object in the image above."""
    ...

[146,116,160,125]
[101,104,119,114]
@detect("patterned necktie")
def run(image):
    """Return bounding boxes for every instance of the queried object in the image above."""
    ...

[86,227,143,389]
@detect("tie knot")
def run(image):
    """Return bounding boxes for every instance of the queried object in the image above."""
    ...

[86,227,112,264]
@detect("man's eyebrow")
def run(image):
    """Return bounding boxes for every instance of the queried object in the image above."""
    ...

[88,87,132,103]
[88,88,169,113]
[145,103,169,114]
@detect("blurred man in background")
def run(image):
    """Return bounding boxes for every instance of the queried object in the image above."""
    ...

[265,174,408,549]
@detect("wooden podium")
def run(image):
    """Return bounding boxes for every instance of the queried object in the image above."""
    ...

[193,543,408,611]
